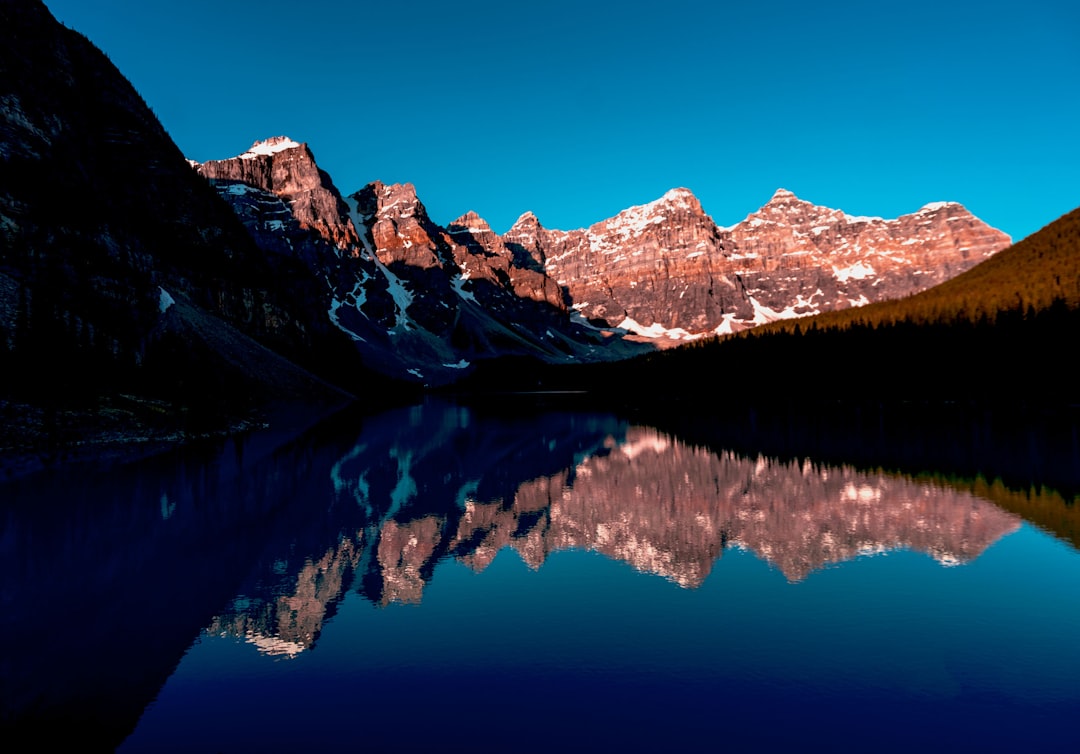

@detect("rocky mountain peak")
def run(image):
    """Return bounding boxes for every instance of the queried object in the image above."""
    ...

[511,210,542,228]
[352,181,448,270]
[658,186,703,210]
[637,186,705,217]
[757,187,819,214]
[915,200,963,216]
[241,135,301,159]
[350,181,430,239]
[742,188,853,230]
[590,187,709,243]
[448,210,492,234]
[196,137,358,249]
[362,181,422,217]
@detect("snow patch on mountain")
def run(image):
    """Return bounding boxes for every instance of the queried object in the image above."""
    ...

[842,213,882,224]
[328,278,369,342]
[748,297,785,326]
[919,201,958,213]
[617,316,705,341]
[833,262,876,282]
[345,195,417,333]
[452,270,477,304]
[241,136,300,159]
[158,287,175,313]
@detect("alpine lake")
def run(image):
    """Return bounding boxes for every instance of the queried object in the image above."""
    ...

[2,396,1078,752]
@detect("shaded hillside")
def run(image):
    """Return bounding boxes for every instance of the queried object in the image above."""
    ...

[0,1,380,460]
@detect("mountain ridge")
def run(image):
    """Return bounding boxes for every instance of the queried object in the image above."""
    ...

[195,135,1011,382]
[510,201,1080,403]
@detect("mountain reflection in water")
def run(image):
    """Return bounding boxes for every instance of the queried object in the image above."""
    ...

[2,398,1076,752]
[209,401,1020,655]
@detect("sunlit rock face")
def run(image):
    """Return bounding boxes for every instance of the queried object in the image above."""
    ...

[196,137,360,250]
[540,188,1011,340]
[540,189,738,335]
[196,144,643,384]
[716,189,1012,330]
[197,138,1010,380]
[448,210,566,310]
[356,181,448,270]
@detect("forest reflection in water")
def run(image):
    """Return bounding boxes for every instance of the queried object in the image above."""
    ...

[2,398,1079,752]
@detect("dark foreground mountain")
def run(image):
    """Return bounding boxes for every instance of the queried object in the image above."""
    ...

[0,1,382,467]
[494,205,1079,403]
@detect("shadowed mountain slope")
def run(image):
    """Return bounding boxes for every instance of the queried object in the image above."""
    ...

[0,1,375,461]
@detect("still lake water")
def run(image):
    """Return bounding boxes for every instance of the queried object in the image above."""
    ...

[2,398,1079,752]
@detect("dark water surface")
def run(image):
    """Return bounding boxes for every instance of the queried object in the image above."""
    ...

[2,399,1078,752]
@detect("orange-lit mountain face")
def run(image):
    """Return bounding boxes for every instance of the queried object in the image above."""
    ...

[194,139,1009,384]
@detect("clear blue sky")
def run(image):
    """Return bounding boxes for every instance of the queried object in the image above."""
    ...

[44,0,1080,241]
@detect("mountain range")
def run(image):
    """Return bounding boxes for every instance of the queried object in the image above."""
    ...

[192,136,1009,385]
[0,0,1073,459]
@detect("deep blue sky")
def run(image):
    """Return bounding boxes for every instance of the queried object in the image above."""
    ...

[44,0,1080,241]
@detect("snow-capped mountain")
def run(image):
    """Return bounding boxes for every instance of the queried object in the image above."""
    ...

[194,141,649,385]
[195,137,1010,382]
[541,186,1010,338]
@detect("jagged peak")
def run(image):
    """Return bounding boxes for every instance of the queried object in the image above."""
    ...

[917,200,963,213]
[240,136,302,160]
[354,180,426,221]
[380,180,417,197]
[625,187,703,216]
[661,187,697,202]
[652,187,703,213]
[448,210,492,234]
[361,180,420,203]
[508,210,543,232]
[764,187,810,205]
[585,188,705,237]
